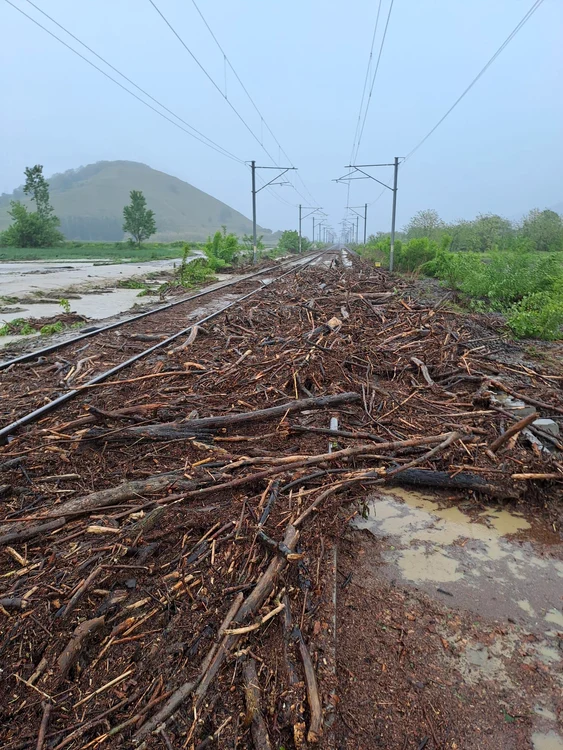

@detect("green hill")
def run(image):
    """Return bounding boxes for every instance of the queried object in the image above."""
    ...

[0,161,272,242]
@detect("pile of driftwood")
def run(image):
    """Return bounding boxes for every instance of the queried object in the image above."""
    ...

[1,256,562,749]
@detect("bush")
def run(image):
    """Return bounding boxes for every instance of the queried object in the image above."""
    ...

[507,292,563,340]
[40,320,64,336]
[396,237,438,272]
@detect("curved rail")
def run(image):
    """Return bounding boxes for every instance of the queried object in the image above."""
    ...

[0,251,320,371]
[0,248,338,442]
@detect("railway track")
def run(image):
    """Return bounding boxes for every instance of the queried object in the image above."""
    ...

[0,247,342,440]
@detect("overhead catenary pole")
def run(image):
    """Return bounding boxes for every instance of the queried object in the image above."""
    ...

[312,215,315,245]
[298,204,302,254]
[251,160,257,264]
[250,162,296,263]
[355,216,359,244]
[334,159,402,267]
[389,156,399,272]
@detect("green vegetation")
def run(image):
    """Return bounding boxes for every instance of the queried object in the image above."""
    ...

[241,233,265,255]
[277,229,312,255]
[39,320,64,336]
[0,165,63,248]
[0,241,187,261]
[59,298,71,314]
[0,161,272,242]
[203,228,240,270]
[122,190,157,247]
[0,318,37,336]
[358,207,563,340]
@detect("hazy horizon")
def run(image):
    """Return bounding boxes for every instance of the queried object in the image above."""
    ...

[1,0,561,235]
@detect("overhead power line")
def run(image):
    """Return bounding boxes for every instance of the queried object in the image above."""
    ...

[405,0,545,161]
[148,0,300,210]
[190,0,320,207]
[349,0,383,164]
[353,0,395,163]
[5,0,244,163]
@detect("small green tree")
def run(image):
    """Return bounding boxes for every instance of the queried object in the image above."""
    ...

[122,190,156,247]
[277,230,310,254]
[242,233,264,255]
[0,165,63,248]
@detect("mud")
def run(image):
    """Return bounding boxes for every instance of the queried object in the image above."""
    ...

[350,488,563,746]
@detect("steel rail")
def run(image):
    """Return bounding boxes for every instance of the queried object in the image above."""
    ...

[0,248,339,442]
[0,251,320,371]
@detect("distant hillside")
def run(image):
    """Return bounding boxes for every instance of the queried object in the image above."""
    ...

[0,161,271,242]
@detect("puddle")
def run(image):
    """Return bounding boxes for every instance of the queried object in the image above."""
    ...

[352,488,563,638]
[532,731,563,750]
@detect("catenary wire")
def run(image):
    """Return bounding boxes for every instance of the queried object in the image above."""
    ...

[5,0,244,164]
[148,0,303,209]
[353,0,395,163]
[20,0,242,163]
[405,0,545,161]
[349,0,383,165]
[190,0,320,207]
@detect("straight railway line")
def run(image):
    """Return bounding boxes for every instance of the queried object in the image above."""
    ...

[0,247,342,441]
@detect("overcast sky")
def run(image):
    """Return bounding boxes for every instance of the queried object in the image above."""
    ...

[1,0,561,236]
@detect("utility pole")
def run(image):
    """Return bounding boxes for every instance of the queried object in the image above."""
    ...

[251,161,257,264]
[312,215,315,245]
[250,162,296,263]
[389,156,399,272]
[355,216,359,244]
[364,203,368,245]
[299,205,321,253]
[334,159,402,268]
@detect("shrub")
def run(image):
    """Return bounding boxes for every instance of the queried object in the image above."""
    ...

[40,320,64,336]
[507,292,563,340]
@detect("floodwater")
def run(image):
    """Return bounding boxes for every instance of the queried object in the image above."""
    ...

[0,259,181,297]
[352,488,563,635]
[352,488,563,744]
[0,255,234,349]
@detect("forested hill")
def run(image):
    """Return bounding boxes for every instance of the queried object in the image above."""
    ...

[0,161,271,242]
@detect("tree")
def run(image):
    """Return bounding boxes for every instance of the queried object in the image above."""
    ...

[242,233,264,255]
[0,165,63,248]
[122,190,156,246]
[277,230,310,254]
[404,209,445,241]
[520,209,563,253]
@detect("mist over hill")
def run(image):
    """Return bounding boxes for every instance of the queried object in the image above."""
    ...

[0,161,271,242]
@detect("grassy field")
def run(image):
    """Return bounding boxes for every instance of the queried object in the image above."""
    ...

[0,242,189,262]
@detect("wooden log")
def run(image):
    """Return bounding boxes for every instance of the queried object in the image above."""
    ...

[0,518,66,546]
[297,634,323,744]
[46,474,189,518]
[36,702,52,750]
[489,412,538,453]
[89,393,361,442]
[288,424,386,443]
[243,659,273,750]
[57,616,105,680]
[0,458,23,472]
[388,468,518,498]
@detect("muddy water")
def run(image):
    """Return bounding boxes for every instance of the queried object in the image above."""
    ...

[352,488,563,636]
[352,489,563,743]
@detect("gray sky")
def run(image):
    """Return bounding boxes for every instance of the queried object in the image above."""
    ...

[1,0,562,237]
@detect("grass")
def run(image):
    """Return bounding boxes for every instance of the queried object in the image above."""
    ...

[0,241,192,262]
